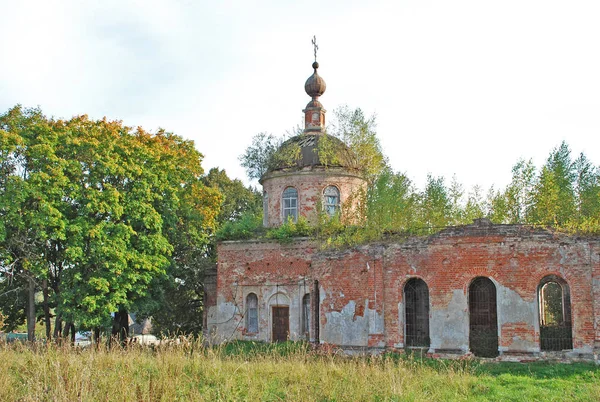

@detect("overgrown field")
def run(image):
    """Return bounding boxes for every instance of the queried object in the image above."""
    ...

[1,341,599,401]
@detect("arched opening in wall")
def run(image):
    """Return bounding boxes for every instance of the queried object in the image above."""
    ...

[246,293,258,334]
[469,277,499,357]
[301,293,310,339]
[282,187,298,223]
[538,275,572,351]
[262,191,268,227]
[404,278,430,348]
[323,185,340,217]
[269,293,290,342]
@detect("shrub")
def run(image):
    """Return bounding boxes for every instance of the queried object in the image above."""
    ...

[215,213,263,241]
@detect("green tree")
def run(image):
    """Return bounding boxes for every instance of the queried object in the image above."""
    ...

[448,175,465,225]
[503,159,537,224]
[463,185,485,223]
[328,106,388,182]
[0,106,222,341]
[151,168,259,335]
[572,153,600,231]
[0,106,68,340]
[202,168,261,225]
[529,142,576,226]
[418,175,452,230]
[364,169,418,234]
[486,186,509,224]
[239,132,280,181]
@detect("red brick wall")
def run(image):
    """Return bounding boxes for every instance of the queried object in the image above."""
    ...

[210,223,600,359]
[261,167,366,227]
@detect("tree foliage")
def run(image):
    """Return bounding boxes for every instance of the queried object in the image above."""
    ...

[230,135,600,248]
[328,106,388,181]
[239,132,280,181]
[0,105,222,337]
[150,167,261,335]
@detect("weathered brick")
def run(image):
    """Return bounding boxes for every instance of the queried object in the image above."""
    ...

[205,221,600,362]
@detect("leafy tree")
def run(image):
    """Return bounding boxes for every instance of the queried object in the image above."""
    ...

[151,168,260,335]
[503,159,537,224]
[239,132,280,181]
[448,175,465,225]
[529,142,576,226]
[202,168,261,225]
[0,106,222,340]
[418,175,452,230]
[572,153,600,230]
[364,169,418,233]
[463,185,486,223]
[0,106,68,340]
[486,186,509,224]
[328,106,388,182]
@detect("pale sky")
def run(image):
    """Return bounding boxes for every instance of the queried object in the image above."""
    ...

[1,0,599,193]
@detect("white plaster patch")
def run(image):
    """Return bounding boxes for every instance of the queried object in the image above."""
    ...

[430,290,469,352]
[323,300,369,347]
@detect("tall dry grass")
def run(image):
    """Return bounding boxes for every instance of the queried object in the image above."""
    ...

[0,340,598,401]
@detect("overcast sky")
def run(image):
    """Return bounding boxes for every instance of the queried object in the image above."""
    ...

[1,0,598,193]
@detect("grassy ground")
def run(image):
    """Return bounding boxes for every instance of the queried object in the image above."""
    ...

[0,341,598,401]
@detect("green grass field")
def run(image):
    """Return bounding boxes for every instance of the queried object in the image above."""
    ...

[0,341,598,401]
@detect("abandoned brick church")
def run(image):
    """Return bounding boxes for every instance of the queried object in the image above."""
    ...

[204,57,600,361]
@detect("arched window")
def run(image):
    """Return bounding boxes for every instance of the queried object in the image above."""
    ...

[404,278,430,347]
[323,186,340,217]
[246,293,258,334]
[302,294,310,338]
[282,187,298,222]
[262,191,268,227]
[539,275,572,351]
[469,277,498,357]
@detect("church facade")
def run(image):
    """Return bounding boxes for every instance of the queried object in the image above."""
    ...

[204,59,600,361]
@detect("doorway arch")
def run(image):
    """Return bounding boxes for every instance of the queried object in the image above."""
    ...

[469,277,499,357]
[404,278,430,347]
[538,275,572,351]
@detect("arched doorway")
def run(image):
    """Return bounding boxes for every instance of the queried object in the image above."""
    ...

[469,277,498,357]
[269,293,290,342]
[404,278,430,347]
[538,275,572,351]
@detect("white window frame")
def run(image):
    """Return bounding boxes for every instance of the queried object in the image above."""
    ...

[282,187,298,222]
[323,185,340,217]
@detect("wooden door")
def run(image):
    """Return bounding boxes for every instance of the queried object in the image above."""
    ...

[272,306,289,342]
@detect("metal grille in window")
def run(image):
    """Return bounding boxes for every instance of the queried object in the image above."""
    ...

[323,186,340,217]
[404,278,430,347]
[282,187,298,222]
[246,293,258,334]
[539,276,572,351]
[302,294,310,338]
[469,277,499,357]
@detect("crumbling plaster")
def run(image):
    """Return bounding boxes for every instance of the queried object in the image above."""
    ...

[206,224,600,361]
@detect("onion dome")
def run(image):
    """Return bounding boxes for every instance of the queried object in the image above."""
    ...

[303,61,327,133]
[304,62,326,98]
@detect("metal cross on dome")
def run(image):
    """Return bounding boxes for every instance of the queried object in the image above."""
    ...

[312,35,318,62]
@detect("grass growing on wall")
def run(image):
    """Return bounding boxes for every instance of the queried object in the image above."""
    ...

[1,341,599,401]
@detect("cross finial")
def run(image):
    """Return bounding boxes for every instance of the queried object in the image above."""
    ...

[312,35,318,62]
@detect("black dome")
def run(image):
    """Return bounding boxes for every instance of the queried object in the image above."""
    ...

[265,134,359,175]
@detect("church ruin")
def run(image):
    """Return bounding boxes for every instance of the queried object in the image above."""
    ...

[204,51,600,362]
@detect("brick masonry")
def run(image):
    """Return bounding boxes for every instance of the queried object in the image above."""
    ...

[205,220,600,361]
[261,166,366,227]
